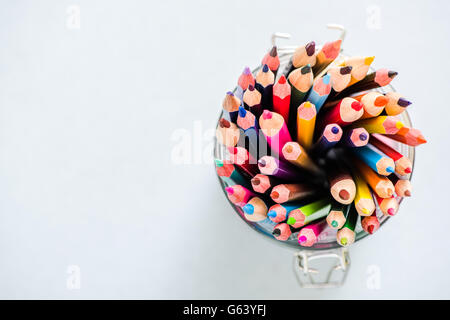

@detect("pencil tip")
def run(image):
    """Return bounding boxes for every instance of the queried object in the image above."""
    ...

[388,71,398,78]
[248,84,255,91]
[340,237,348,246]
[417,136,427,144]
[269,46,277,57]
[331,220,338,228]
[340,66,352,75]
[262,110,272,120]
[398,98,412,107]
[287,217,296,226]
[262,64,269,72]
[339,189,350,201]
[258,159,267,167]
[215,159,223,167]
[351,101,363,111]
[404,190,412,197]
[305,41,315,56]
[226,91,234,96]
[251,177,260,186]
[270,191,279,200]
[404,167,412,173]
[362,208,370,215]
[375,96,389,107]
[268,210,276,218]
[331,126,339,134]
[387,166,395,173]
[272,228,281,237]
[243,204,254,214]
[298,235,307,243]
[278,75,287,84]
[219,118,231,128]
[322,74,331,84]
[360,133,368,141]
[301,64,311,74]
[243,67,251,75]
[238,106,247,118]
[368,225,375,234]
[387,208,395,215]
[225,187,234,195]
[364,56,375,65]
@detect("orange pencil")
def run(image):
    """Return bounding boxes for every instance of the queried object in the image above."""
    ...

[384,126,427,146]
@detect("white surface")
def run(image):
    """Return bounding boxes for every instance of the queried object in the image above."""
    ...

[0,0,449,299]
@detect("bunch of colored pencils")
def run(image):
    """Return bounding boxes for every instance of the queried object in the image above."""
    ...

[215,39,426,248]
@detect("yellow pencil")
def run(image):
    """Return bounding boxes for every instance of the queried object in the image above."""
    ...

[296,101,316,149]
[351,116,404,135]
[353,170,376,216]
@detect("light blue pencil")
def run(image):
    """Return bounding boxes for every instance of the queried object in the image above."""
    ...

[306,74,331,112]
[349,145,395,176]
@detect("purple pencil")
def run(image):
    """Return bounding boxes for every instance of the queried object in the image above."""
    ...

[341,127,369,147]
[258,156,304,180]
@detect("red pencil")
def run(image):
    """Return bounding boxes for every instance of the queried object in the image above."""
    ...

[272,75,291,124]
[369,134,412,175]
[361,212,380,234]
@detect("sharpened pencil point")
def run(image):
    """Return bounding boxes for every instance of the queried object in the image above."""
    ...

[243,204,254,215]
[215,159,223,167]
[387,208,395,215]
[270,191,279,200]
[388,71,398,78]
[269,46,277,57]
[340,237,348,246]
[272,228,281,237]
[262,110,272,120]
[398,98,412,107]
[226,91,234,96]
[243,67,251,75]
[219,118,231,128]
[301,64,311,74]
[395,121,404,129]
[262,64,269,72]
[404,190,412,197]
[278,75,287,84]
[386,166,395,173]
[248,84,255,91]
[268,211,276,218]
[251,177,260,185]
[331,220,338,228]
[287,217,296,226]
[364,56,375,65]
[351,101,363,111]
[258,159,266,167]
[362,208,370,215]
[298,235,307,243]
[225,187,234,195]
[331,126,339,134]
[306,41,315,56]
[417,136,427,144]
[238,106,247,118]
[368,225,375,234]
[322,74,331,84]
[339,189,350,201]
[404,167,412,174]
[375,96,389,106]
[360,133,368,141]
[340,66,352,75]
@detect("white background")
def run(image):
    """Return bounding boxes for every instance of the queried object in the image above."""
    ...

[0,0,449,299]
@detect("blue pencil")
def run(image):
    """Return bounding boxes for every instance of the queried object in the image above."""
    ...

[267,202,305,223]
[349,145,395,176]
[306,74,331,112]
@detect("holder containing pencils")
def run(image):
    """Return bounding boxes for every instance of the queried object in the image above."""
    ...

[214,28,425,268]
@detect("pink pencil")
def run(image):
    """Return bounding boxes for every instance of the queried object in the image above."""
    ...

[297,220,328,247]
[225,185,256,207]
[259,110,292,158]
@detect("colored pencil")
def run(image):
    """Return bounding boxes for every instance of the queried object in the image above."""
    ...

[326,160,356,205]
[225,185,256,207]
[340,56,375,86]
[336,204,358,246]
[268,202,304,223]
[259,110,292,157]
[288,64,313,127]
[216,118,240,147]
[327,65,352,93]
[270,183,316,204]
[258,155,305,180]
[251,174,279,195]
[384,92,412,116]
[222,91,241,123]
[261,46,280,76]
[361,212,380,234]
[350,145,395,176]
[242,197,269,222]
[312,39,342,75]
[296,101,317,149]
[388,174,412,197]
[337,68,398,97]
[306,74,331,112]
[353,91,389,119]
[352,169,376,216]
[237,106,258,131]
[227,146,259,176]
[374,194,399,216]
[255,64,275,110]
[292,41,317,69]
[312,123,342,154]
[215,159,249,187]
[272,75,291,124]
[353,156,395,198]
[298,219,328,247]
[351,116,404,134]
[236,66,255,100]
[272,223,292,241]
[243,84,263,118]
[282,141,321,173]
[287,198,331,228]
[384,126,427,146]
[318,97,364,129]
[341,127,369,147]
[370,134,412,175]
[326,201,351,229]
